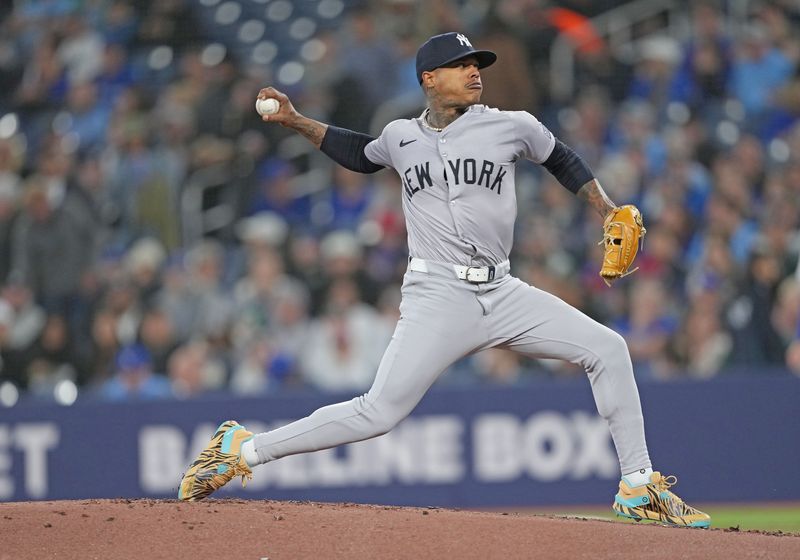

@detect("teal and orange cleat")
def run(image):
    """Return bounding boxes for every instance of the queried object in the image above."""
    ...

[612,472,711,528]
[178,421,253,501]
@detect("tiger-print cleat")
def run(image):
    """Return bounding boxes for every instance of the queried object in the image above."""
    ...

[612,472,711,528]
[178,421,253,501]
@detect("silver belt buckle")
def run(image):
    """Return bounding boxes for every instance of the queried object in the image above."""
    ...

[466,266,495,283]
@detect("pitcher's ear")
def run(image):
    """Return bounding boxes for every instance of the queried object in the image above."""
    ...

[421,70,436,89]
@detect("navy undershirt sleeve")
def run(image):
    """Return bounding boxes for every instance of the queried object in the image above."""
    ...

[541,139,595,194]
[320,126,384,174]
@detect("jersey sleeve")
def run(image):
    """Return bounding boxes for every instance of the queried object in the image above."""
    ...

[510,111,556,164]
[364,125,394,168]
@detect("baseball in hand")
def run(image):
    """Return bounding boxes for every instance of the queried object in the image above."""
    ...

[256,97,280,116]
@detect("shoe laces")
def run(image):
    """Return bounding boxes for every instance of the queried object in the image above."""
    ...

[216,451,253,486]
[653,474,683,502]
[654,474,678,490]
[234,462,253,488]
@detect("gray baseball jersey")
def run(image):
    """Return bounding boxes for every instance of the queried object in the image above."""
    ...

[365,105,555,266]
[251,105,651,478]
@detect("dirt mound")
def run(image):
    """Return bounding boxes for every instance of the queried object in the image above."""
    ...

[1,499,798,559]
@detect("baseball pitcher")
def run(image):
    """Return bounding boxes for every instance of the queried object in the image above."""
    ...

[179,32,709,528]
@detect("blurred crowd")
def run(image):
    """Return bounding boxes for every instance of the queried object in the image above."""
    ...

[0,0,799,404]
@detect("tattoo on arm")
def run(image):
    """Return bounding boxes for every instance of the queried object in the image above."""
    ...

[577,179,617,218]
[290,116,328,149]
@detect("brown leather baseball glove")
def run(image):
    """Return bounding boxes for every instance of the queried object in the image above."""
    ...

[599,204,646,286]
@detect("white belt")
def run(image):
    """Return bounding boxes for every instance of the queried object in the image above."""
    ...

[408,257,510,284]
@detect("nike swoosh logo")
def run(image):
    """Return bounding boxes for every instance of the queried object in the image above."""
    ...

[399,139,417,147]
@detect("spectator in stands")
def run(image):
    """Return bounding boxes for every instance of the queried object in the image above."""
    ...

[151,101,193,189]
[57,13,105,85]
[607,100,667,183]
[99,274,142,349]
[320,166,374,233]
[264,282,311,377]
[772,277,800,351]
[248,158,311,229]
[594,147,643,205]
[194,52,239,137]
[652,125,713,221]
[124,237,167,307]
[167,340,226,398]
[0,172,20,285]
[392,32,427,101]
[315,230,380,313]
[87,307,120,385]
[10,173,98,315]
[731,134,767,193]
[133,0,204,53]
[36,144,90,227]
[336,9,399,128]
[231,243,306,349]
[785,314,800,377]
[0,18,23,112]
[99,342,172,401]
[101,1,138,47]
[138,305,178,375]
[692,189,758,266]
[730,23,795,134]
[513,212,582,308]
[559,87,612,168]
[212,74,267,140]
[174,239,233,341]
[94,43,137,111]
[685,232,740,305]
[230,281,309,395]
[628,36,682,114]
[230,210,289,283]
[633,225,684,289]
[285,233,327,308]
[229,338,272,395]
[362,205,408,286]
[25,313,79,398]
[163,47,208,112]
[14,31,63,112]
[671,290,732,379]
[478,14,537,111]
[725,241,787,367]
[669,1,732,117]
[0,278,46,388]
[64,81,111,155]
[153,255,191,341]
[613,278,678,379]
[748,2,800,138]
[671,36,729,115]
[300,277,390,392]
[0,298,16,385]
[104,112,167,245]
[72,152,115,244]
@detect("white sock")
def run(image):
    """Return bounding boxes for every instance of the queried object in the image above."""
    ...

[622,467,653,487]
[241,438,259,468]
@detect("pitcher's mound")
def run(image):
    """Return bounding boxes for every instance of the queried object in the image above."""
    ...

[1,499,798,560]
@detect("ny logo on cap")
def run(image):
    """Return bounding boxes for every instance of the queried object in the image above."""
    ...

[456,33,472,47]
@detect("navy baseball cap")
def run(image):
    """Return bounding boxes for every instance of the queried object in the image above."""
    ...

[416,32,497,83]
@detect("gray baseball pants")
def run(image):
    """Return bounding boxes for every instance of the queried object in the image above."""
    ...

[253,259,651,474]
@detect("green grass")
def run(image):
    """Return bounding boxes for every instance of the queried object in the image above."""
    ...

[539,505,800,533]
[696,505,800,533]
